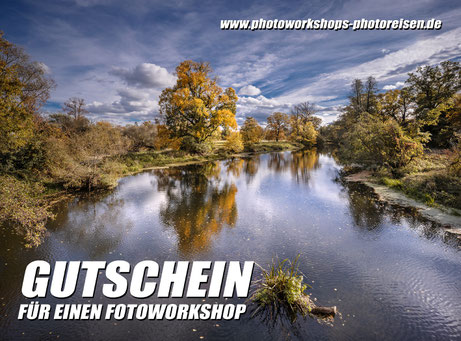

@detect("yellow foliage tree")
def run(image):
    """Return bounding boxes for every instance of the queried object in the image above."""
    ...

[225,131,244,153]
[159,60,238,145]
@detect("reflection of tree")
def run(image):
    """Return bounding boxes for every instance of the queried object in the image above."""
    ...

[267,151,320,184]
[290,150,319,184]
[47,194,133,258]
[156,162,221,194]
[341,182,385,230]
[341,181,445,237]
[155,162,238,255]
[243,156,260,184]
[224,158,244,177]
[268,153,290,173]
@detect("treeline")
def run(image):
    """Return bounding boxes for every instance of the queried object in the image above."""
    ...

[321,61,461,208]
[236,103,320,150]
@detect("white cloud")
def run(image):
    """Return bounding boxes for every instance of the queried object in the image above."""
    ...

[87,87,160,124]
[239,85,261,96]
[276,28,461,104]
[111,63,176,89]
[383,81,405,90]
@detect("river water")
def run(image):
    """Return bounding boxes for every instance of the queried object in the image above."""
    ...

[1,150,460,340]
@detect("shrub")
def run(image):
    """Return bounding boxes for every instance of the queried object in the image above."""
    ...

[341,114,427,170]
[0,176,54,247]
[180,136,212,155]
[381,177,403,189]
[224,132,244,153]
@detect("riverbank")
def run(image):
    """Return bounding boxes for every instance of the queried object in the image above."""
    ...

[120,140,302,174]
[46,140,303,202]
[1,140,302,247]
[344,170,461,233]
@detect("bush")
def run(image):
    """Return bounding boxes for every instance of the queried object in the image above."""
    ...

[180,136,212,155]
[224,132,244,153]
[341,114,427,170]
[0,176,54,247]
[381,177,403,189]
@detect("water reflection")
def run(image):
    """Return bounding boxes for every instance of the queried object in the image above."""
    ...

[340,182,386,230]
[266,150,320,185]
[290,150,320,184]
[1,150,461,340]
[339,178,459,246]
[225,158,244,177]
[243,156,260,184]
[47,195,133,258]
[155,163,238,255]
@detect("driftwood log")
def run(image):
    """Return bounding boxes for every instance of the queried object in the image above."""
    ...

[301,296,337,317]
[310,306,337,316]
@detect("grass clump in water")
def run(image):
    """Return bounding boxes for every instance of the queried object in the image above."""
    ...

[250,255,313,321]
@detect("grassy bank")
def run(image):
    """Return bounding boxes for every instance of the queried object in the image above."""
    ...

[343,150,461,218]
[377,151,461,212]
[119,140,302,174]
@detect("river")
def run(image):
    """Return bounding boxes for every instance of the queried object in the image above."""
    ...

[1,150,460,340]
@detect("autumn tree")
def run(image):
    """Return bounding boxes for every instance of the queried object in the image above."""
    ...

[159,60,238,151]
[240,116,263,144]
[266,112,289,141]
[0,32,54,154]
[288,102,321,146]
[290,101,321,129]
[47,121,131,191]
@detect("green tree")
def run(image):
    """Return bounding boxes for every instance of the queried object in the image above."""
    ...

[406,61,461,126]
[376,88,414,125]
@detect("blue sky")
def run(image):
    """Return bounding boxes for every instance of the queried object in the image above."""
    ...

[1,0,461,125]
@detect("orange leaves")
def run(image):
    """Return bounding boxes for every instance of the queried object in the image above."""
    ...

[159,60,238,145]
